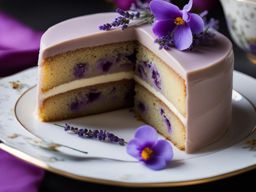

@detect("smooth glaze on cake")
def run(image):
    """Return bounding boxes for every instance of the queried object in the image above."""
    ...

[37,13,234,153]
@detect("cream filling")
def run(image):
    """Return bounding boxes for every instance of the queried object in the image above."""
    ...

[41,72,134,100]
[134,76,186,124]
[41,72,186,124]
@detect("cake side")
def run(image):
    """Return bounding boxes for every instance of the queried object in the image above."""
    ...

[186,49,234,152]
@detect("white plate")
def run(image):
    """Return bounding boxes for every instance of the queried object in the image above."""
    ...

[0,67,256,187]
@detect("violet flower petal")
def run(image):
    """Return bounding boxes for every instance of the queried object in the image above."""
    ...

[183,0,193,12]
[134,125,158,145]
[182,11,189,22]
[126,139,142,159]
[152,19,176,37]
[187,13,204,34]
[152,140,173,161]
[144,156,167,170]
[149,0,181,20]
[173,25,193,50]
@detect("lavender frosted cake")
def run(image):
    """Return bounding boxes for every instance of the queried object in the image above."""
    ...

[37,13,234,153]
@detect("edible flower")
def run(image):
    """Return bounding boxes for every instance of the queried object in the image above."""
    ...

[100,0,216,51]
[150,0,204,50]
[127,125,173,170]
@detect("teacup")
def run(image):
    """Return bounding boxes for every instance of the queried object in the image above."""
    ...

[220,0,256,63]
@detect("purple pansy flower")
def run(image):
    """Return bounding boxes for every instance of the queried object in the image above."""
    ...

[127,125,173,170]
[150,0,204,50]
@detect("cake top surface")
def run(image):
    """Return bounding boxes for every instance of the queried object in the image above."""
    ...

[40,13,233,77]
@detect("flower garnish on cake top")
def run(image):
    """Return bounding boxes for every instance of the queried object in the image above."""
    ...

[127,125,173,170]
[150,0,204,50]
[99,0,218,51]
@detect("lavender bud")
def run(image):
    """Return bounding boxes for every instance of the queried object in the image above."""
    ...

[93,130,99,138]
[64,123,71,131]
[62,124,126,146]
[118,138,125,146]
[78,129,85,137]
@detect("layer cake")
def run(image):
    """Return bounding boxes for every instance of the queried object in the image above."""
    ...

[37,13,234,153]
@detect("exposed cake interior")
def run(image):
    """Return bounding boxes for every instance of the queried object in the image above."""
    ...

[40,80,134,121]
[135,84,186,150]
[38,41,187,150]
[40,41,136,92]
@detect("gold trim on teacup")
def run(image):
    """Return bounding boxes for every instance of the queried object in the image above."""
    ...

[237,0,256,5]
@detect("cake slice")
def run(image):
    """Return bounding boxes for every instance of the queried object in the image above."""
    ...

[37,13,234,153]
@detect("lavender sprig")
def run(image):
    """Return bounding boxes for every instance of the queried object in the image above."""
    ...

[192,15,219,48]
[55,123,126,146]
[99,2,153,31]
[154,33,174,50]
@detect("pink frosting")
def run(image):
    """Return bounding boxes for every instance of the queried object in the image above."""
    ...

[38,13,234,153]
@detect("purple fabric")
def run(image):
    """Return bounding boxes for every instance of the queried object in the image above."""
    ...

[113,0,134,10]
[0,12,44,192]
[193,0,217,11]
[0,12,42,77]
[0,150,44,192]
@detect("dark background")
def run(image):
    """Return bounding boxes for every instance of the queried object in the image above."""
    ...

[0,0,255,191]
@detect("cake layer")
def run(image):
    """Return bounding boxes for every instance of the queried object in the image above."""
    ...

[40,41,136,92]
[136,44,186,116]
[39,13,232,78]
[135,84,186,150]
[40,71,134,102]
[39,80,134,121]
[135,77,185,125]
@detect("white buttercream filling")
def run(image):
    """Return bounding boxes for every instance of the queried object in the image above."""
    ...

[134,76,186,124]
[41,72,186,123]
[41,71,134,100]
[41,72,134,100]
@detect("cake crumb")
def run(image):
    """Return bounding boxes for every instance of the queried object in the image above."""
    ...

[9,81,22,90]
[8,133,19,139]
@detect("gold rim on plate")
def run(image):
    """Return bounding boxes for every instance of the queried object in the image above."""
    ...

[0,142,256,187]
[1,85,255,187]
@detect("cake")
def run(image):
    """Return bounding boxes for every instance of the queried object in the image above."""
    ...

[37,13,234,153]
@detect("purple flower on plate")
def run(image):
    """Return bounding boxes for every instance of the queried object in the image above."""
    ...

[150,0,204,50]
[127,125,173,170]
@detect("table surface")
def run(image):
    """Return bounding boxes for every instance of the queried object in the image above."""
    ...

[0,0,255,191]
